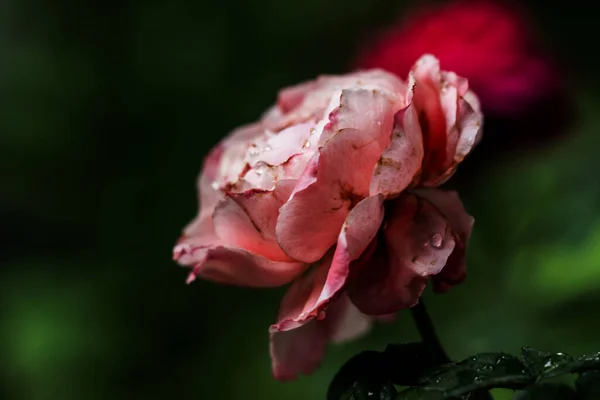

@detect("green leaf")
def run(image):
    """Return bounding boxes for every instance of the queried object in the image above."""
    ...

[541,351,600,378]
[520,347,554,376]
[513,383,576,400]
[339,381,397,400]
[421,353,533,396]
[576,371,600,399]
[395,387,447,400]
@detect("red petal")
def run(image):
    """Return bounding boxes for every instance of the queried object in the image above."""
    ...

[269,319,328,381]
[349,194,456,315]
[415,189,474,292]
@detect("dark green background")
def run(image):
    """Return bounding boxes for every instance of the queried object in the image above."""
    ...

[1,1,599,399]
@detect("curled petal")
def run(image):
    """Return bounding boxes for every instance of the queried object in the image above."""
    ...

[270,319,328,381]
[415,189,474,292]
[270,294,374,381]
[213,183,295,262]
[216,122,266,188]
[277,89,396,263]
[411,54,483,186]
[349,194,456,315]
[273,195,384,330]
[370,104,424,197]
[246,122,316,167]
[173,243,305,287]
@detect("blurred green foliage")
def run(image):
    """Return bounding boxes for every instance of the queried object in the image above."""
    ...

[1,0,599,399]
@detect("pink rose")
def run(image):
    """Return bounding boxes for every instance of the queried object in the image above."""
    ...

[173,54,481,380]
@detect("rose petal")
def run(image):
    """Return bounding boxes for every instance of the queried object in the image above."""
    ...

[269,319,328,381]
[246,122,316,167]
[213,183,295,262]
[370,104,424,197]
[411,55,483,186]
[415,189,474,292]
[349,194,456,315]
[229,179,295,241]
[177,143,227,241]
[277,80,317,114]
[269,294,374,381]
[173,243,306,287]
[273,195,384,330]
[217,122,266,188]
[277,88,396,263]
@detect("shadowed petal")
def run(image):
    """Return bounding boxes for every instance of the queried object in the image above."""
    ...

[173,243,306,287]
[269,319,328,381]
[349,194,456,315]
[415,189,474,292]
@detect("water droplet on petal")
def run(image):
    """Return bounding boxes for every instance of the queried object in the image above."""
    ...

[211,181,219,190]
[264,145,272,151]
[254,162,267,175]
[430,233,443,249]
[303,139,311,149]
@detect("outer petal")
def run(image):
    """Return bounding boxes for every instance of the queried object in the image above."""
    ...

[273,195,384,331]
[270,318,328,381]
[173,243,306,287]
[277,89,396,263]
[415,189,474,292]
[370,104,424,197]
[216,122,266,189]
[411,55,483,186]
[213,196,290,262]
[348,194,456,315]
[269,294,374,381]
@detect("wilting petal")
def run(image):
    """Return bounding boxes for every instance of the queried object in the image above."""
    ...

[370,104,424,197]
[411,55,483,186]
[349,194,456,315]
[269,319,328,381]
[173,242,306,287]
[217,122,266,188]
[246,122,316,167]
[213,184,294,262]
[415,189,474,292]
[277,89,396,262]
[273,195,384,330]
[269,293,376,381]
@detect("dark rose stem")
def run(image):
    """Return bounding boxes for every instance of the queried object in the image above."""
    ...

[410,299,450,363]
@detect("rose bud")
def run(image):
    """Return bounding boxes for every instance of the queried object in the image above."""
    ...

[173,55,481,380]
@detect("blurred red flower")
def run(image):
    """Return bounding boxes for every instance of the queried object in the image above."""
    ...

[355,1,565,119]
